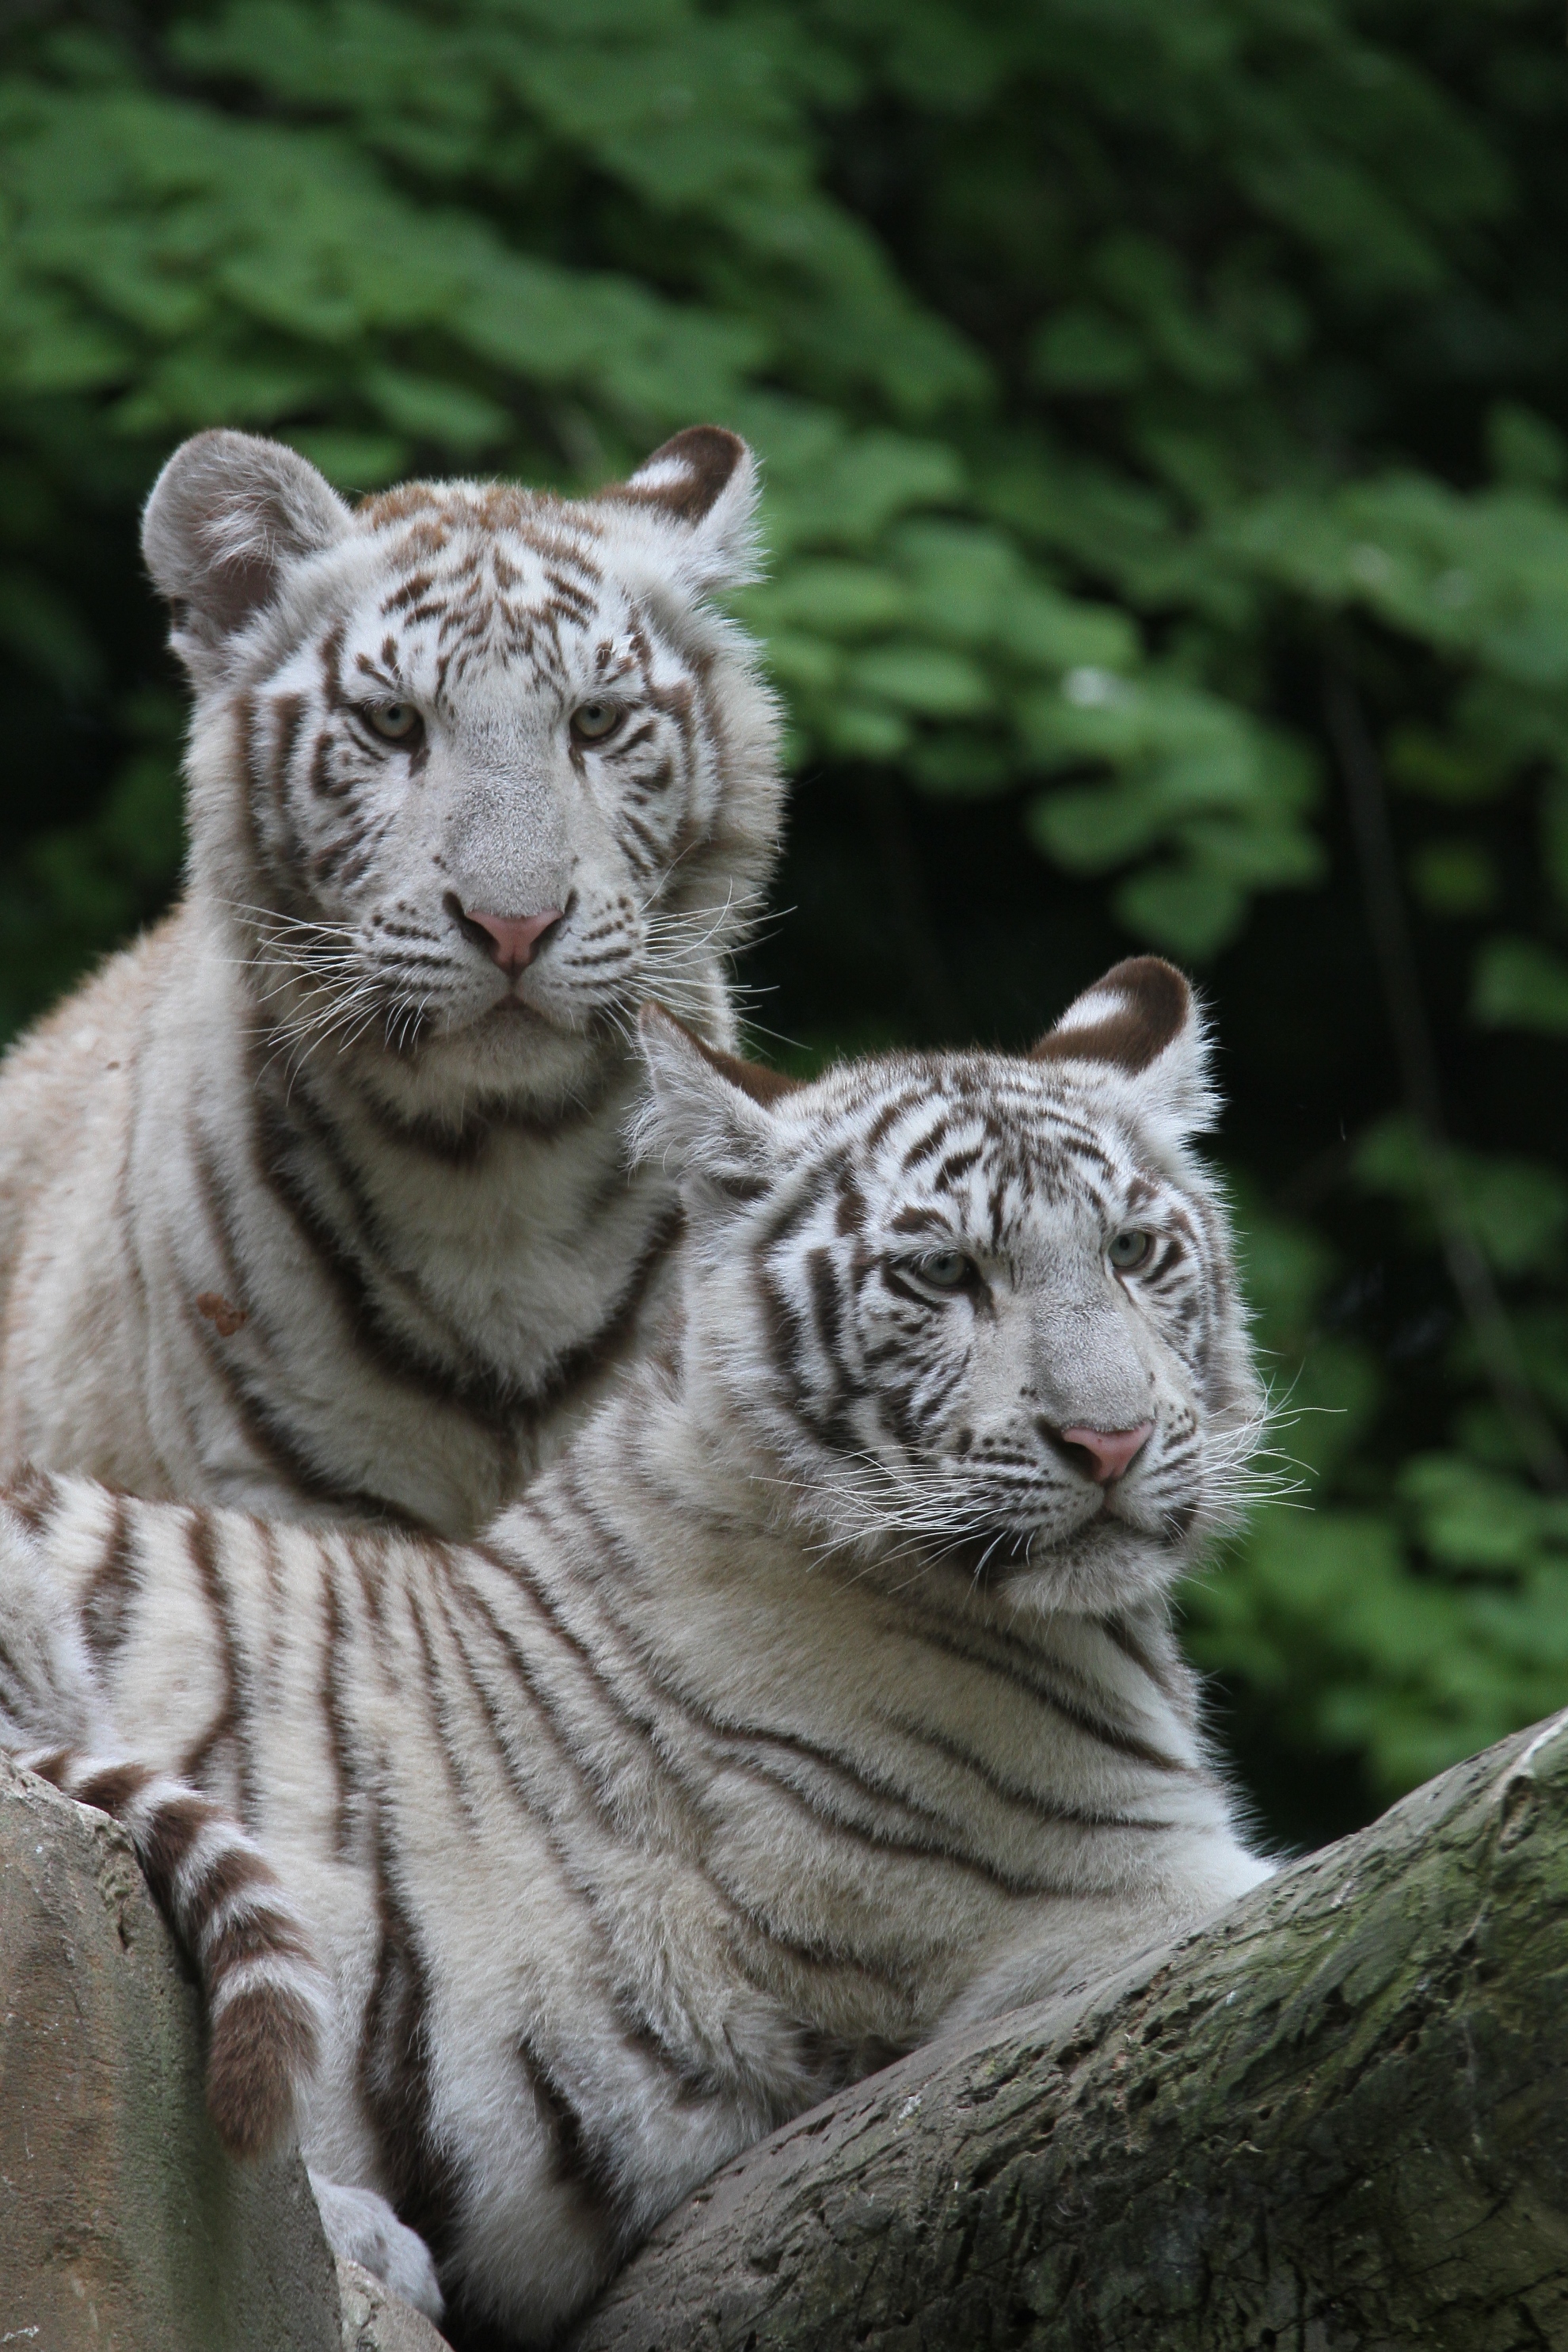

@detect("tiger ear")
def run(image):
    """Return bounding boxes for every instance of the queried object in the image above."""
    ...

[1031,957,1216,1136]
[603,427,763,593]
[143,430,352,682]
[637,1003,797,1184]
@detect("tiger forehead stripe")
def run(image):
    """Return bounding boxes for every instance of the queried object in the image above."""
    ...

[849,1079,1106,1186]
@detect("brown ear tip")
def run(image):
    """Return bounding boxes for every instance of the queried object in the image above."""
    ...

[1100,953,1191,992]
[612,426,753,525]
[650,424,746,463]
[1031,954,1194,1074]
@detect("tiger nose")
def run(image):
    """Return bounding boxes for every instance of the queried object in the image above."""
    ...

[1059,1422,1155,1484]
[463,908,564,976]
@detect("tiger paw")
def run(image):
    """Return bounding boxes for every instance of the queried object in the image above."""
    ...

[310,2172,444,2323]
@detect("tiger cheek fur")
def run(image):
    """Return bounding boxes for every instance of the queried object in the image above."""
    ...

[675,958,1264,1620]
[0,959,1273,2346]
[0,427,782,1533]
[207,480,744,1102]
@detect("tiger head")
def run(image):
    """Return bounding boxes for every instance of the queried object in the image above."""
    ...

[640,959,1265,1616]
[143,426,782,1114]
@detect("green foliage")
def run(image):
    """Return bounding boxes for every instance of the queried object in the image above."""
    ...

[7,0,1568,1844]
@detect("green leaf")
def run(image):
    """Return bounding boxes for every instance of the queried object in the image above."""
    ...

[847,644,991,720]
[1398,1456,1547,1574]
[1409,840,1497,919]
[1113,863,1246,960]
[1356,1116,1568,1276]
[1029,309,1147,396]
[1488,402,1567,493]
[1472,938,1568,1035]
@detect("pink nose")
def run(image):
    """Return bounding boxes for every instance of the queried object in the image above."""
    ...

[463,908,563,976]
[1059,1422,1155,1485]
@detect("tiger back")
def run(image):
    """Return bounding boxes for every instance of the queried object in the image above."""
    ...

[0,424,782,1532]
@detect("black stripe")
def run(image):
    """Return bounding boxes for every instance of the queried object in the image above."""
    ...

[437,1563,755,2095]
[517,2033,625,2216]
[415,1580,494,1829]
[548,1470,1130,1891]
[931,1144,984,1191]
[75,1758,155,1817]
[867,1711,1176,1839]
[82,1494,139,1665]
[5,1463,57,1538]
[179,1512,253,1811]
[1098,1608,1183,1701]
[352,1064,618,1166]
[531,1478,954,1976]
[183,1129,404,1513]
[250,1050,679,1441]
[249,1065,520,1425]
[885,1600,1191,1775]
[733,1749,1098,1897]
[180,1275,395,1517]
[321,1558,356,1859]
[462,1528,908,2002]
[360,1817,463,2268]
[900,1115,953,1171]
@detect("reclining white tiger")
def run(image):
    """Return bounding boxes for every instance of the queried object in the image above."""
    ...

[0,957,1273,2345]
[0,422,781,1534]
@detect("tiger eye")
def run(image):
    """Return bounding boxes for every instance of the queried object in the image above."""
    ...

[915,1250,972,1292]
[1107,1230,1154,1271]
[368,702,419,741]
[571,699,621,743]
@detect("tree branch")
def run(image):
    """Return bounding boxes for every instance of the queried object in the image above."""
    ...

[569,1713,1568,2352]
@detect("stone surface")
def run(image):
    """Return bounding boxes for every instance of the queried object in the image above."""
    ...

[0,1751,343,2352]
[338,2259,453,2351]
[571,1711,1568,2352]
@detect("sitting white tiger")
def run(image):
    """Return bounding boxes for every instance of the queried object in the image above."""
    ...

[0,423,781,1535]
[0,957,1273,2346]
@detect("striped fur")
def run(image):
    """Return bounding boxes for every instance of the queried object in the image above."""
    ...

[0,1487,329,2156]
[16,1746,329,2156]
[0,426,782,1532]
[0,961,1271,2344]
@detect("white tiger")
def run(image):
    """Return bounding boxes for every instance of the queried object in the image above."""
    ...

[0,957,1272,2344]
[0,424,781,1534]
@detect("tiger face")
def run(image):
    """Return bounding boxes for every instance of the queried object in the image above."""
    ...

[642,958,1264,1616]
[144,427,782,1109]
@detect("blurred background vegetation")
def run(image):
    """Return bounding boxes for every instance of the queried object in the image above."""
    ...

[6,0,1568,1850]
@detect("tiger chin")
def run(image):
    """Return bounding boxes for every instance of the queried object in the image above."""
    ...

[0,957,1274,2347]
[0,421,783,1536]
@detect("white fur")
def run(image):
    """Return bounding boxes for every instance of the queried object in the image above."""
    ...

[0,428,783,1534]
[0,977,1272,2343]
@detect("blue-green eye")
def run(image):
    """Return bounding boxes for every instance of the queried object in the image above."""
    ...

[368,701,419,740]
[914,1250,972,1292]
[571,698,621,743]
[1108,1230,1153,1271]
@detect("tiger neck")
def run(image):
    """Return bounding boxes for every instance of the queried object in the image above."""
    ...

[245,1026,665,1269]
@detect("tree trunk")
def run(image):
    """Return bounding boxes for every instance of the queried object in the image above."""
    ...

[569,1713,1568,2352]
